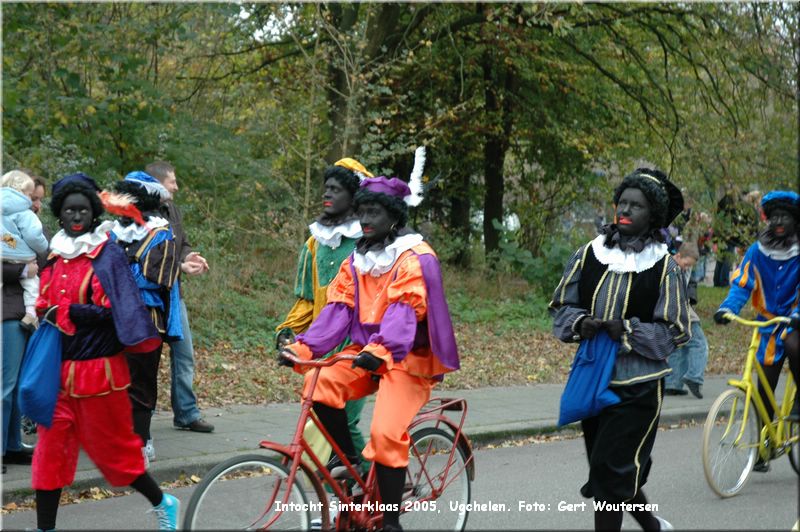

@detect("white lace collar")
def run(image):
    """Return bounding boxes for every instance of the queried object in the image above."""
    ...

[758,241,800,261]
[50,220,115,259]
[309,219,362,249]
[353,233,424,277]
[110,216,169,243]
[590,234,669,274]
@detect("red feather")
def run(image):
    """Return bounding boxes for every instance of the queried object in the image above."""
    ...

[99,190,147,227]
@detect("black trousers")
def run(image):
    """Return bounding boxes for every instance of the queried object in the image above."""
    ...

[581,379,662,503]
[126,346,163,412]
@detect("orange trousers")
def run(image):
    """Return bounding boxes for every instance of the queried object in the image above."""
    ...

[303,358,434,468]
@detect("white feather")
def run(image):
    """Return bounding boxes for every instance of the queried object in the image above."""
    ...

[405,146,426,207]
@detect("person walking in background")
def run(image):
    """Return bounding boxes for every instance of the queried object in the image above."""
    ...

[2,170,49,332]
[32,173,179,530]
[145,161,214,433]
[550,167,690,531]
[664,241,708,399]
[275,157,374,474]
[108,172,183,466]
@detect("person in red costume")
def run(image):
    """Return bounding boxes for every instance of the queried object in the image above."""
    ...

[280,169,460,532]
[32,173,179,531]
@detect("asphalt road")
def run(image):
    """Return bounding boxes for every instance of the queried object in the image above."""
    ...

[2,425,797,530]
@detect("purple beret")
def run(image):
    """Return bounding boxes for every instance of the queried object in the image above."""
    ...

[360,176,410,199]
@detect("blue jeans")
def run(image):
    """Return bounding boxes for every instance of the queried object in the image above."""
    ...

[169,300,202,426]
[666,321,708,390]
[2,320,28,455]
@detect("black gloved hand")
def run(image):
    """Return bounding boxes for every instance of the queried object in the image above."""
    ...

[352,352,383,372]
[602,319,625,341]
[277,348,295,368]
[275,329,294,351]
[578,317,603,340]
[790,315,800,331]
[714,310,732,325]
[42,305,59,327]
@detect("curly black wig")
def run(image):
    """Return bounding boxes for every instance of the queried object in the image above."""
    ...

[613,168,670,229]
[50,180,104,226]
[323,165,360,197]
[353,188,409,229]
[113,180,162,216]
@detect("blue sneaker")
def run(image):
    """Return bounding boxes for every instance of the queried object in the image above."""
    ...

[150,493,180,530]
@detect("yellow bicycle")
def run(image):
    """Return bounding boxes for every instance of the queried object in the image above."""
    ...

[702,313,800,497]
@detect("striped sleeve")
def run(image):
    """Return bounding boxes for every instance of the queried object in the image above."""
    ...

[717,243,759,317]
[622,256,692,360]
[549,244,591,343]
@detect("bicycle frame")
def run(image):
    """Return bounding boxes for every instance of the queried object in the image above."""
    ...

[722,313,795,460]
[259,352,475,531]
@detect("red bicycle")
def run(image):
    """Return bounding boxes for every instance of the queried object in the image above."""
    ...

[183,352,475,530]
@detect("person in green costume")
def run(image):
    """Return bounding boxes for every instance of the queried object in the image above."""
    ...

[275,158,373,464]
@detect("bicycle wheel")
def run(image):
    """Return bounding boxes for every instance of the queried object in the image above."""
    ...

[403,427,471,531]
[702,389,760,497]
[183,454,310,530]
[20,415,37,450]
[788,420,800,474]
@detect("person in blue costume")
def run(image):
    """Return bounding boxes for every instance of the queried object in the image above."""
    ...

[107,171,183,466]
[714,190,800,471]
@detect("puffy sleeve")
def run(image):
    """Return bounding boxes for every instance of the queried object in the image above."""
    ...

[139,231,180,290]
[292,257,355,359]
[362,255,427,370]
[718,243,759,317]
[549,245,591,343]
[93,243,161,353]
[276,238,316,335]
[621,256,692,360]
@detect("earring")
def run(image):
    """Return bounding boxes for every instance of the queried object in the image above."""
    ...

[391,223,397,231]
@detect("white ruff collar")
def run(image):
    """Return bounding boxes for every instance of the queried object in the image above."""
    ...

[590,234,668,274]
[758,241,800,261]
[50,220,115,259]
[309,219,362,249]
[353,233,424,277]
[111,216,169,242]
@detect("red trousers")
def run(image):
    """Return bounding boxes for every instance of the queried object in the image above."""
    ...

[304,359,434,468]
[32,358,145,491]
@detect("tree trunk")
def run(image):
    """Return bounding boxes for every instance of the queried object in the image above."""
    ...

[449,170,472,268]
[323,3,360,162]
[481,49,515,264]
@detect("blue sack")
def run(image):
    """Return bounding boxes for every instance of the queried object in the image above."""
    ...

[17,321,62,428]
[558,330,621,426]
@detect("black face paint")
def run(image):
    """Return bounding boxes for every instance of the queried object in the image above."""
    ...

[767,207,797,241]
[357,201,397,242]
[59,193,94,237]
[616,188,652,238]
[322,177,354,218]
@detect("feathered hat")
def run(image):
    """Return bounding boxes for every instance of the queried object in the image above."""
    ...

[99,171,169,227]
[358,146,427,206]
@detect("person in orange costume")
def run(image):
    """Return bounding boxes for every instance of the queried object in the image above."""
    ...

[280,171,459,532]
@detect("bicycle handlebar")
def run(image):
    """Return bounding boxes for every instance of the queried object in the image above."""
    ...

[722,312,790,328]
[279,351,357,367]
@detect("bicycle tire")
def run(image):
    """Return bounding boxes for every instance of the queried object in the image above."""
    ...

[403,427,471,531]
[702,388,759,497]
[182,454,311,530]
[788,420,800,475]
